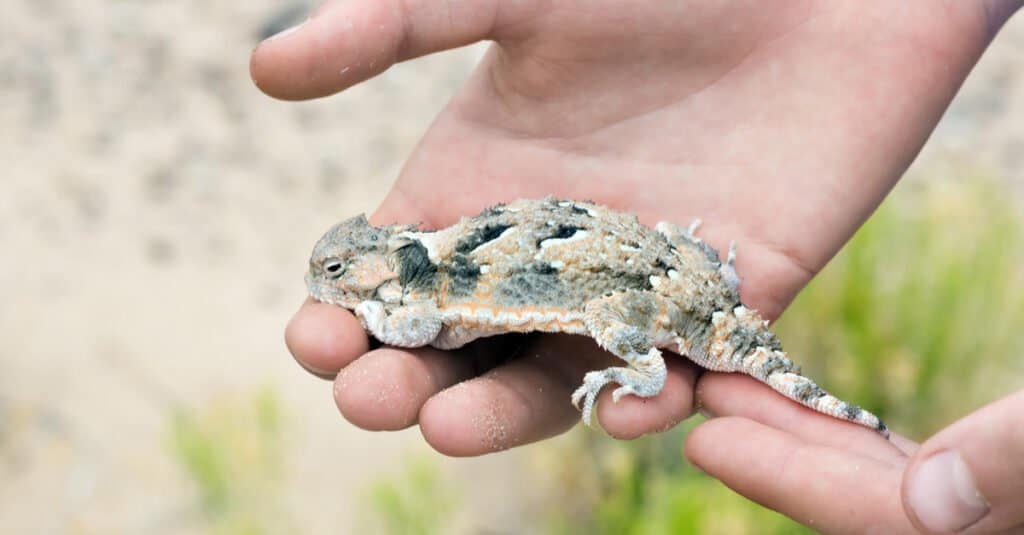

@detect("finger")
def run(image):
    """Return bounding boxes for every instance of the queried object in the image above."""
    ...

[596,354,699,440]
[686,417,916,534]
[418,336,699,456]
[333,345,476,431]
[285,298,369,378]
[696,372,906,462]
[250,0,510,100]
[889,433,921,458]
[902,390,1024,534]
[418,335,590,456]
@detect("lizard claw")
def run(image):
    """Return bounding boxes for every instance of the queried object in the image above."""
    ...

[571,371,612,426]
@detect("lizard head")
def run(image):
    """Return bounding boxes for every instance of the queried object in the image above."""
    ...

[305,214,404,309]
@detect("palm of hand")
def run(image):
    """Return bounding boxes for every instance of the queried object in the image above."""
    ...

[367,0,980,319]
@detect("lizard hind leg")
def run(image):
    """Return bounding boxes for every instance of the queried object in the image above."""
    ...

[573,292,670,426]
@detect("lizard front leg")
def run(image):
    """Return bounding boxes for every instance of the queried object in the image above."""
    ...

[354,300,443,347]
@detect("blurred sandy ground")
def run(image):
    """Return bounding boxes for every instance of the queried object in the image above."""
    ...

[0,2,1021,533]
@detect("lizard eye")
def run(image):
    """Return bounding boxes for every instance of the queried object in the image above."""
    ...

[323,258,346,279]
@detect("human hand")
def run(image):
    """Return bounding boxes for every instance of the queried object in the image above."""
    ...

[687,373,1024,534]
[252,0,1002,455]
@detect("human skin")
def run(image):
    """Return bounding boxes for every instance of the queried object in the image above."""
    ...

[252,0,1021,531]
[688,374,1024,533]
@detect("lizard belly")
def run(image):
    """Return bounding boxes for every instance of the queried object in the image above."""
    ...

[430,304,588,349]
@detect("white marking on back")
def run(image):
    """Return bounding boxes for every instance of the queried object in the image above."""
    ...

[472,226,516,253]
[398,226,466,263]
[396,231,443,262]
[539,229,590,248]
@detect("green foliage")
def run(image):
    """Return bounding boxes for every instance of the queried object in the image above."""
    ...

[360,456,459,535]
[167,386,295,535]
[537,421,812,535]
[774,176,1024,436]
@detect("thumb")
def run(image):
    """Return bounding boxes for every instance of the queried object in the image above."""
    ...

[250,0,517,100]
[902,390,1024,534]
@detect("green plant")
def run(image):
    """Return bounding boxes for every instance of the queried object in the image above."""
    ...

[360,456,459,535]
[537,421,812,535]
[167,386,295,535]
[774,176,1024,436]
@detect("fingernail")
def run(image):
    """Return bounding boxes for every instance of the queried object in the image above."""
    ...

[906,450,989,532]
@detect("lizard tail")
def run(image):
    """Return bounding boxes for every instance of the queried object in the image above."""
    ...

[739,345,889,438]
[705,306,889,438]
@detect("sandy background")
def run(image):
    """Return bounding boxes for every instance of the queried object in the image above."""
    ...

[2,2,1022,533]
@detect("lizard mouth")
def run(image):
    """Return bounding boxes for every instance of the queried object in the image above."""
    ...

[304,275,361,310]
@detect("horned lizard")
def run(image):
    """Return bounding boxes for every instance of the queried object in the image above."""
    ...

[306,197,888,437]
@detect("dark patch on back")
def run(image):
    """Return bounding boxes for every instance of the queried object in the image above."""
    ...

[608,270,653,291]
[498,263,566,306]
[843,405,863,420]
[395,241,438,292]
[570,205,591,216]
[654,258,670,273]
[533,262,558,275]
[455,223,512,254]
[445,253,481,296]
[535,224,584,248]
